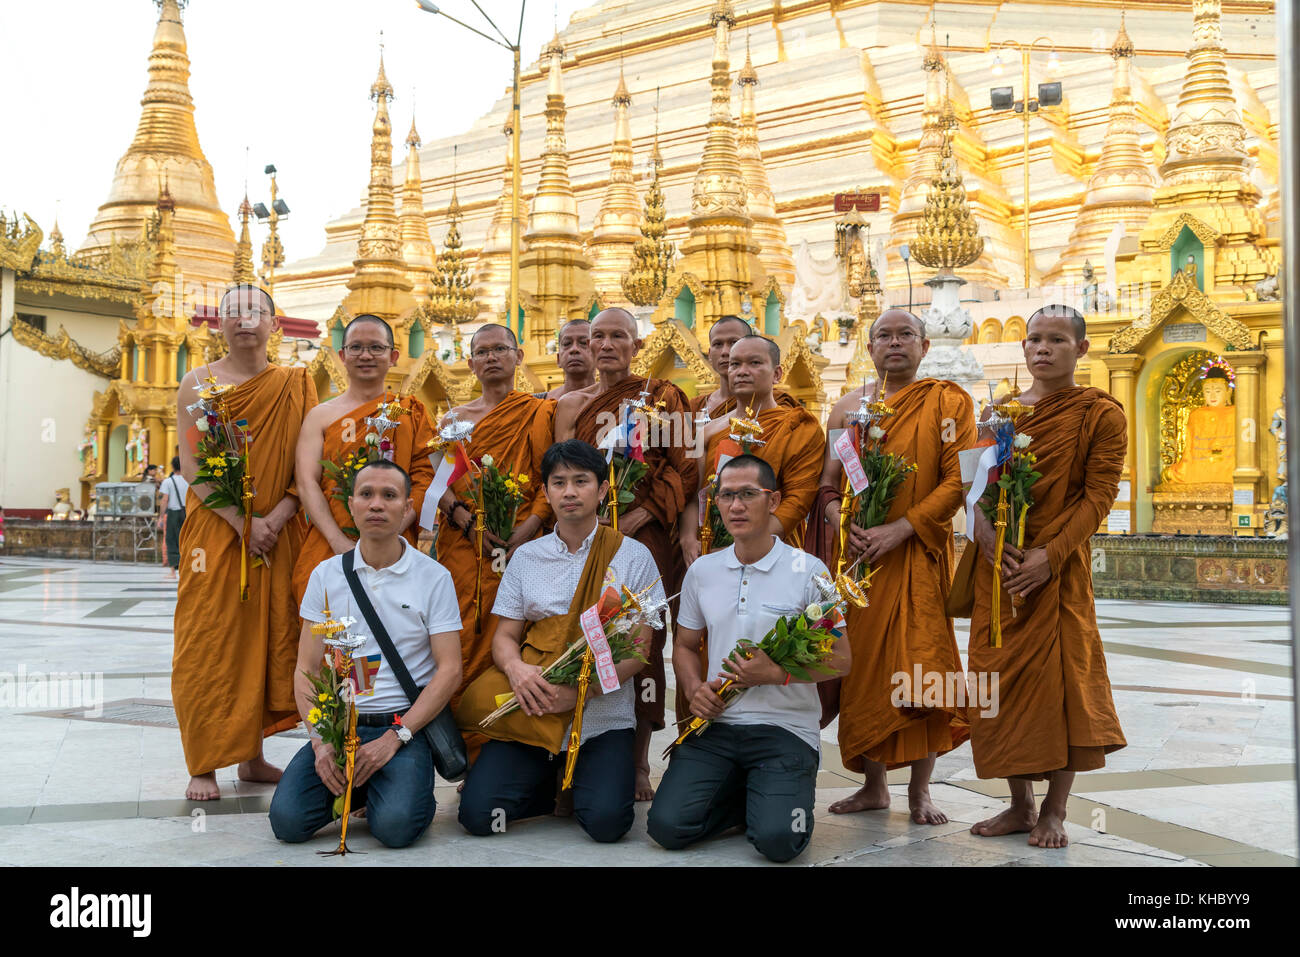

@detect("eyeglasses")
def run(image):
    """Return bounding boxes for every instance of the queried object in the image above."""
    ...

[870,330,921,344]
[472,344,515,359]
[343,343,392,357]
[716,487,773,505]
[219,306,272,320]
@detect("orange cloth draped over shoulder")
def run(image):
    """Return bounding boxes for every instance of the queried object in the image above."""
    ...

[967,386,1128,780]
[574,375,696,731]
[291,394,436,606]
[172,365,317,777]
[688,389,799,422]
[704,403,825,546]
[834,379,975,771]
[437,391,556,697]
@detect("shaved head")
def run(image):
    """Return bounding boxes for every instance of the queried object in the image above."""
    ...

[470,323,519,349]
[869,308,926,339]
[560,318,590,336]
[592,307,638,334]
[710,315,751,342]
[343,313,394,347]
[733,334,780,367]
[1028,304,1086,341]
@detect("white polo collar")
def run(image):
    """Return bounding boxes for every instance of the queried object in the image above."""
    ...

[723,536,783,571]
[353,536,411,574]
[550,521,599,557]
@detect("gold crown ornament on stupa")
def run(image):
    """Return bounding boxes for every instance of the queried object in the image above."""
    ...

[909,109,984,271]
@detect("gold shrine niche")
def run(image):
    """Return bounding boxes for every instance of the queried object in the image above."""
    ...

[1151,351,1235,534]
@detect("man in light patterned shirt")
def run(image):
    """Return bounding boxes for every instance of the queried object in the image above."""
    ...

[458,440,664,842]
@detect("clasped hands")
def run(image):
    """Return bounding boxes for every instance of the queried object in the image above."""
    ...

[823,500,913,564]
[504,660,580,717]
[311,733,402,795]
[688,647,785,720]
[972,512,1051,599]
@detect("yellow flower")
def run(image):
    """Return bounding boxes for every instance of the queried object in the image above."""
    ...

[205,456,224,467]
[517,474,529,485]
[213,468,225,477]
[307,707,323,725]
[317,692,330,703]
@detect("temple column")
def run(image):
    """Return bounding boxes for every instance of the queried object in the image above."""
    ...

[96,422,110,477]
[1102,352,1143,533]
[1231,350,1265,533]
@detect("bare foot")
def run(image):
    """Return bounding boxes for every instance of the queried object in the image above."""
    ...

[237,756,283,784]
[1027,808,1069,848]
[186,773,220,801]
[908,789,949,825]
[829,781,891,814]
[970,804,1038,837]
[634,767,655,802]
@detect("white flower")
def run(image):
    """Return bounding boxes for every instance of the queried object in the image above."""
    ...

[195,419,209,433]
[1013,433,1031,449]
[481,454,495,468]
[365,432,379,446]
[804,602,823,619]
[868,425,886,441]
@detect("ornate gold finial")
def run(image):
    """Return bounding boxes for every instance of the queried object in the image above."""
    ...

[735,30,793,286]
[689,0,748,222]
[623,90,675,307]
[1112,10,1135,59]
[922,19,944,72]
[49,219,66,260]
[431,146,475,324]
[232,193,257,284]
[738,32,758,85]
[371,37,393,102]
[909,123,984,270]
[710,0,736,28]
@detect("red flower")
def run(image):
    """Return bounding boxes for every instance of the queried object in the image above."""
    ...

[393,714,403,726]
[379,439,392,452]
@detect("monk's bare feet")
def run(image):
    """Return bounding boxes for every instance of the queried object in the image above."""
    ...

[829,780,891,814]
[970,804,1038,837]
[908,788,948,825]
[237,756,282,785]
[634,767,655,802]
[186,773,220,801]
[1027,808,1069,848]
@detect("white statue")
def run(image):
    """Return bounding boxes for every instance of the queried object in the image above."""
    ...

[787,240,845,320]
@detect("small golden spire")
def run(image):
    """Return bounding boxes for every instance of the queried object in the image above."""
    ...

[735,31,793,287]
[49,218,66,259]
[1111,10,1135,59]
[232,193,257,284]
[589,61,640,303]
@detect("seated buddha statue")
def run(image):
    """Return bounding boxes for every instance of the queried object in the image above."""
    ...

[1163,363,1236,486]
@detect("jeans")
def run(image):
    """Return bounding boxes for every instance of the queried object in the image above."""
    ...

[268,725,435,848]
[458,728,635,843]
[647,721,819,862]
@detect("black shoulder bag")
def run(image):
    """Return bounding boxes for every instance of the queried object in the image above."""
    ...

[341,550,469,782]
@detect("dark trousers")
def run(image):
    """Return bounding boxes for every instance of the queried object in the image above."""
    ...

[647,721,819,863]
[268,726,436,849]
[164,509,185,569]
[458,728,635,843]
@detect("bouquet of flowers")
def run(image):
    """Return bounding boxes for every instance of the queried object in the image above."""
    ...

[467,454,530,542]
[188,377,250,511]
[665,572,865,755]
[598,454,648,521]
[302,598,367,821]
[320,396,408,534]
[480,581,666,727]
[598,396,665,522]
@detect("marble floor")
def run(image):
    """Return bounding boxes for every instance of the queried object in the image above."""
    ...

[0,556,1294,867]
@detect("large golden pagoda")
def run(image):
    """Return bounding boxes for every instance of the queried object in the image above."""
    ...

[471,117,530,323]
[585,66,641,309]
[399,118,437,300]
[518,36,598,352]
[735,39,794,289]
[78,0,234,292]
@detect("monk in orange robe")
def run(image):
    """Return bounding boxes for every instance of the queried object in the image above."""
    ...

[436,324,556,701]
[812,308,974,824]
[555,307,696,801]
[544,318,596,399]
[292,314,435,605]
[172,284,317,800]
[968,305,1127,849]
[683,335,825,561]
[689,315,799,422]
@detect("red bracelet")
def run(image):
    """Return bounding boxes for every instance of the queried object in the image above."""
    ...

[783,672,792,686]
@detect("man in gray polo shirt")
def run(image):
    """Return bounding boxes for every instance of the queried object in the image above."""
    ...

[648,454,852,862]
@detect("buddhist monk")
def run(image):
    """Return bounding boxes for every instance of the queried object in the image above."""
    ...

[813,308,975,824]
[968,304,1127,849]
[681,334,825,564]
[555,307,696,801]
[544,318,596,399]
[689,315,799,422]
[291,314,436,606]
[173,283,317,800]
[435,323,556,701]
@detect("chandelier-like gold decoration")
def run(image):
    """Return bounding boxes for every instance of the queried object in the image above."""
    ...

[909,101,984,270]
[622,121,675,307]
[430,149,475,323]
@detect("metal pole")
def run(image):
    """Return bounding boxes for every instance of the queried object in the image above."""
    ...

[1276,0,1300,851]
[509,45,522,334]
[1022,47,1031,291]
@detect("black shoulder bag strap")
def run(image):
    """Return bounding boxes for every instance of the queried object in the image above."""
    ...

[341,549,468,781]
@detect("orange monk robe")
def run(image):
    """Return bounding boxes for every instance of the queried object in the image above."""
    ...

[172,365,317,776]
[437,391,556,696]
[967,386,1128,780]
[704,403,825,547]
[291,394,436,606]
[574,375,696,731]
[833,379,975,771]
[688,388,800,422]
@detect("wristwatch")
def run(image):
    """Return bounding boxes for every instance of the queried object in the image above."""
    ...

[392,724,413,745]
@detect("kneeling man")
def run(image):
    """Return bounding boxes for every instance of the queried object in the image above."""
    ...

[269,461,462,849]
[456,439,664,843]
[648,454,851,862]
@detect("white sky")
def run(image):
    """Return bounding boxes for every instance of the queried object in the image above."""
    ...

[0,0,590,264]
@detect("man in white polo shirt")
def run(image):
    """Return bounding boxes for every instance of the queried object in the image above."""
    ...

[456,439,664,843]
[648,453,851,862]
[269,460,462,848]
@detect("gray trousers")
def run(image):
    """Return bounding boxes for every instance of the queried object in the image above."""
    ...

[647,721,818,862]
